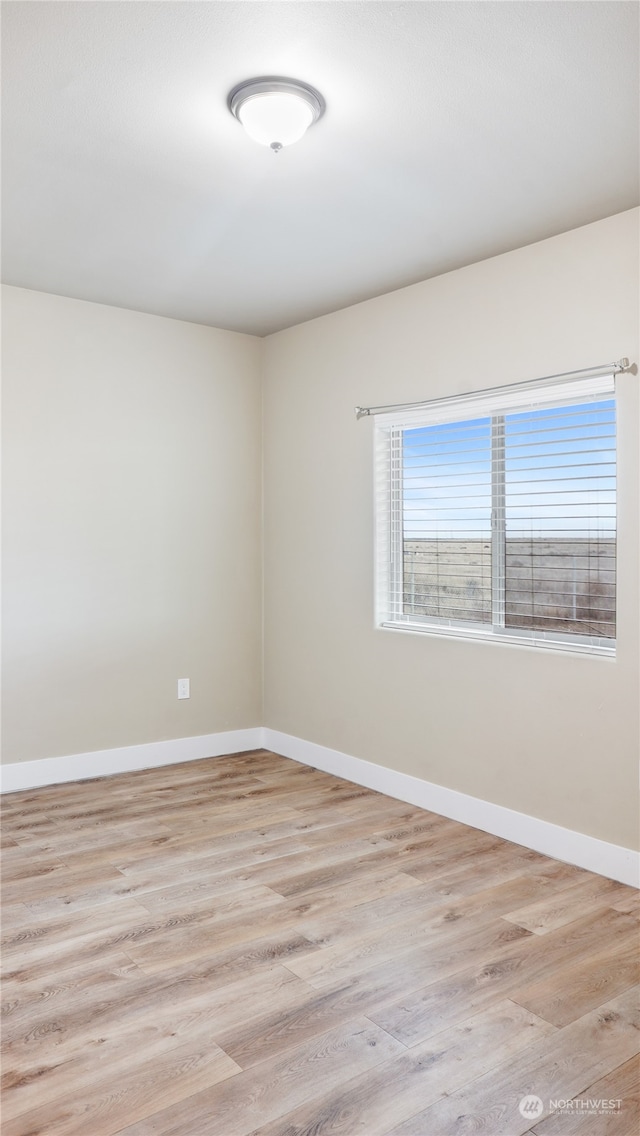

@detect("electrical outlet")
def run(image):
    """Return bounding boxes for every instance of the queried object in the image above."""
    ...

[177,678,190,700]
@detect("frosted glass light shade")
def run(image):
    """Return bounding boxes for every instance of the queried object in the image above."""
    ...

[239,93,314,149]
[228,77,325,151]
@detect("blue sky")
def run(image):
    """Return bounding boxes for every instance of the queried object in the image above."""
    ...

[402,399,616,540]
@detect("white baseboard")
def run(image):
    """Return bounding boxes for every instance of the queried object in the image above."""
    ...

[0,728,264,793]
[263,728,640,888]
[2,724,637,888]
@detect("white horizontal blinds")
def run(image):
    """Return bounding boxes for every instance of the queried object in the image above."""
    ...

[374,422,396,623]
[503,398,616,640]
[401,416,493,625]
[375,372,616,649]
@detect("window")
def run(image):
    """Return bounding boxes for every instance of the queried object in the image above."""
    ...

[375,374,616,655]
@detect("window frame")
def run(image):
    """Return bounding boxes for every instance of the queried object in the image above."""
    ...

[375,377,617,658]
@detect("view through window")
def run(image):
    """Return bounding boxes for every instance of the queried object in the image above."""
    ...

[376,385,616,653]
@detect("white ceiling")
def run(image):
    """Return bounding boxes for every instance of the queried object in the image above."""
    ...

[2,1,638,336]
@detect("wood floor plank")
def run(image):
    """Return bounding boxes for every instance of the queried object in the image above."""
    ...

[367,906,638,1047]
[294,875,472,950]
[510,934,640,1027]
[126,863,307,917]
[237,832,495,903]
[2,750,636,1136]
[4,926,319,1025]
[3,823,172,862]
[0,901,50,932]
[2,885,287,985]
[119,830,382,891]
[17,825,314,918]
[294,870,598,961]
[0,813,63,842]
[283,911,532,990]
[503,875,633,935]
[385,987,640,1136]
[247,1000,555,1136]
[1,965,304,1118]
[115,1020,406,1136]
[221,834,400,895]
[611,890,640,916]
[2,957,298,1053]
[404,849,586,890]
[2,1036,241,1136]
[1,897,150,967]
[530,1055,640,1135]
[1,952,143,1029]
[1,843,69,876]
[284,867,424,921]
[1,862,134,906]
[123,870,423,975]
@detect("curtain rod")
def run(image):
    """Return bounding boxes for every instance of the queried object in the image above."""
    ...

[354,358,633,420]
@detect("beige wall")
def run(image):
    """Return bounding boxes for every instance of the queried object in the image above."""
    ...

[2,286,263,763]
[262,209,640,850]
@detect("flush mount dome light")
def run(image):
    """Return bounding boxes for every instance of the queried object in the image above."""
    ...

[228,77,325,151]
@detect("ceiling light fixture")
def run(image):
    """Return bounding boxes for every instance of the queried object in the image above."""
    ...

[228,77,325,152]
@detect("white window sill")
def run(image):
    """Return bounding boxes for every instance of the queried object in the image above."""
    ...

[378,618,616,658]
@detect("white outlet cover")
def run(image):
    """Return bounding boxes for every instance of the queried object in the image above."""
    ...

[177,678,190,699]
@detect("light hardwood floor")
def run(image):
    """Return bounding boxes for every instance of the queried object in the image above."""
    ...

[1,749,638,1136]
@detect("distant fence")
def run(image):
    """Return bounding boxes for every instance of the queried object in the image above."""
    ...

[403,539,615,638]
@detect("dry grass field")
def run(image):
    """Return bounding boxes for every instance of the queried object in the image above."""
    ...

[403,538,615,637]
